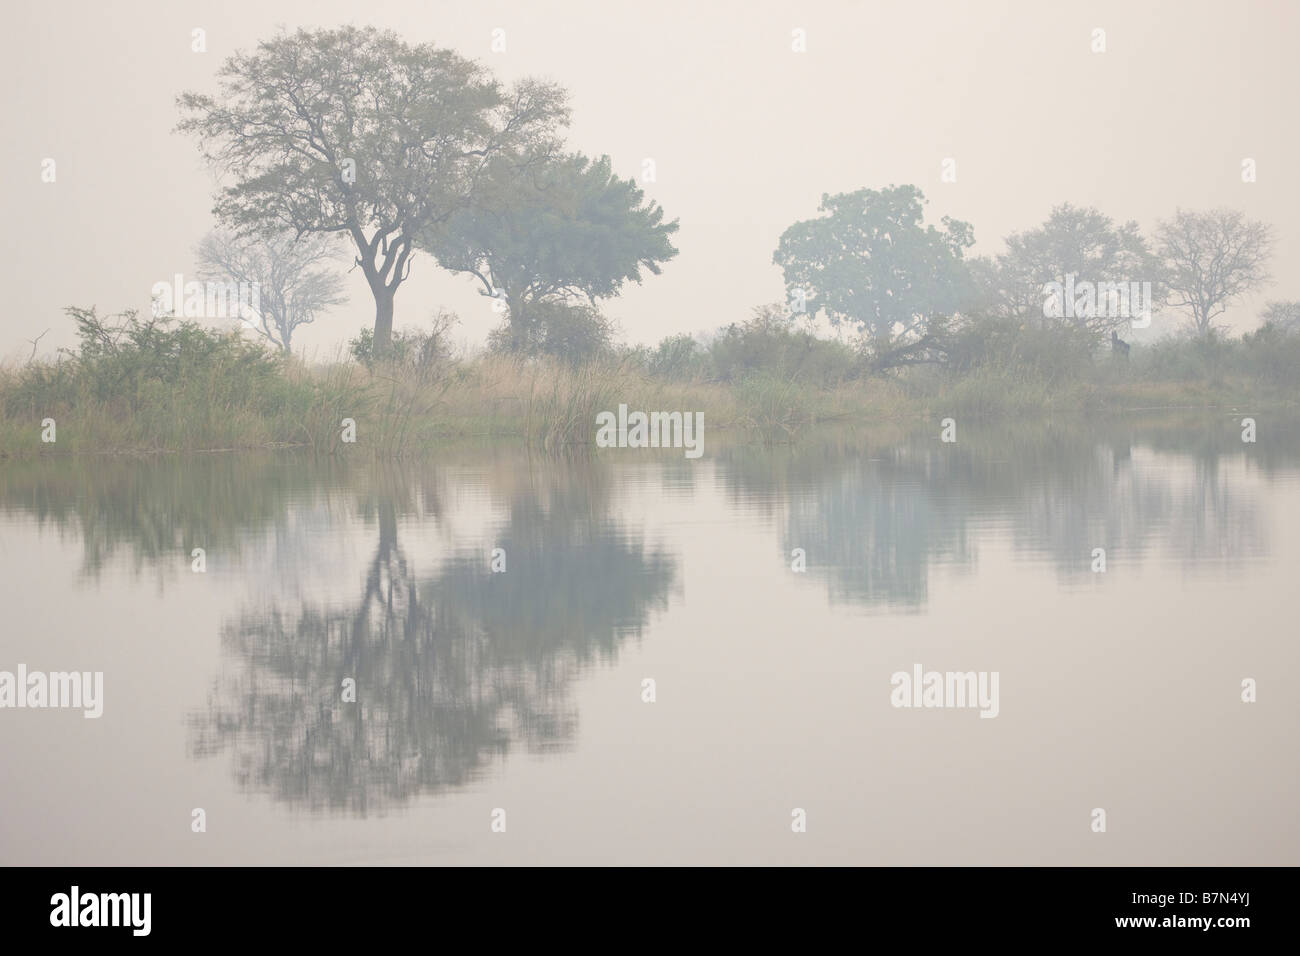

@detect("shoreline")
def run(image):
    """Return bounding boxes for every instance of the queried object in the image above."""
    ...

[2,386,1294,461]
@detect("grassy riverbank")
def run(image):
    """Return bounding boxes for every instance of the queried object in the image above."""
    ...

[1,353,1292,459]
[1,308,1296,458]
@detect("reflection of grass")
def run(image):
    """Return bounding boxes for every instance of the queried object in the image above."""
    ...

[0,351,1293,459]
[0,450,328,580]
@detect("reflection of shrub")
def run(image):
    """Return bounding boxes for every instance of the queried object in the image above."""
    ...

[488,301,615,364]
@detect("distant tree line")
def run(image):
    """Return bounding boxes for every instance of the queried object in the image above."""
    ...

[773,185,1281,371]
[174,25,1293,383]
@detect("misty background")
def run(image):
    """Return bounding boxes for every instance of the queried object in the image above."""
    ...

[2,0,1295,359]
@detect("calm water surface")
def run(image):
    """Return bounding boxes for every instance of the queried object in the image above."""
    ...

[2,418,1297,864]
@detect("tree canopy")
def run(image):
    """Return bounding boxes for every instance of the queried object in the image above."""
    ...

[979,203,1164,337]
[177,25,568,352]
[423,151,678,346]
[773,185,975,367]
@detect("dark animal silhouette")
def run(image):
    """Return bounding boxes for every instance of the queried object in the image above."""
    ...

[1111,331,1130,359]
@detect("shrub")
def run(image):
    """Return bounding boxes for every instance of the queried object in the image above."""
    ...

[488,301,615,364]
[647,333,706,379]
[58,306,286,410]
[349,309,457,381]
[945,313,1096,383]
[1141,329,1236,383]
[706,304,859,385]
[1239,322,1300,388]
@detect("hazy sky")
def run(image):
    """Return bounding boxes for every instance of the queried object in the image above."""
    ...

[2,0,1296,359]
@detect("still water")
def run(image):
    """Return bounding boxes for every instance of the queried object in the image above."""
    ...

[2,417,1297,865]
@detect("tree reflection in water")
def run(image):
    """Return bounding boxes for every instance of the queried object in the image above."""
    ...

[188,461,677,814]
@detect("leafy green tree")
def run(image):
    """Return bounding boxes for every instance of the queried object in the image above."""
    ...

[773,185,974,368]
[424,152,678,350]
[177,26,568,354]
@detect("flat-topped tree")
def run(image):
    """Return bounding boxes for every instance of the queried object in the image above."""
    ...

[422,152,678,351]
[177,26,568,354]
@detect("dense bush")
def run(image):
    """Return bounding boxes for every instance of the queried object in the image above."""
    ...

[646,333,706,379]
[1239,322,1300,388]
[707,305,861,384]
[3,306,288,417]
[1140,329,1237,383]
[945,313,1099,383]
[487,301,614,364]
[633,304,858,385]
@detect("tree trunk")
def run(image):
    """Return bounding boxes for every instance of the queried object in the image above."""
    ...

[278,309,292,354]
[507,295,529,351]
[373,287,395,355]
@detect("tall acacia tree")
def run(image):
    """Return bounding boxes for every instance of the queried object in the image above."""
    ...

[177,26,568,353]
[423,151,678,349]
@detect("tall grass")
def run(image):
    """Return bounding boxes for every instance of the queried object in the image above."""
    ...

[1,305,1297,460]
